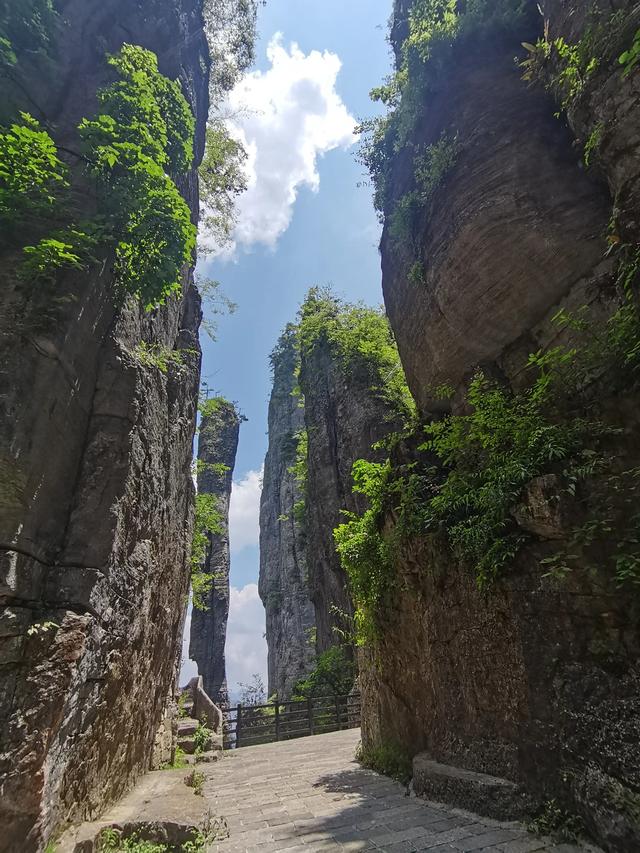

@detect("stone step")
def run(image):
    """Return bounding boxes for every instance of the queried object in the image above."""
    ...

[178,736,197,754]
[178,717,199,737]
[195,749,222,764]
[412,754,535,821]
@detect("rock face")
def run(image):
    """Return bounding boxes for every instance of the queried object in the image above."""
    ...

[189,399,240,706]
[259,329,316,699]
[381,33,611,413]
[360,3,640,851]
[300,336,401,653]
[0,1,208,849]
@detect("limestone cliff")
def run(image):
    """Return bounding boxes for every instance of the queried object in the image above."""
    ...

[298,294,407,654]
[0,0,208,848]
[355,2,640,850]
[189,398,240,706]
[259,327,316,699]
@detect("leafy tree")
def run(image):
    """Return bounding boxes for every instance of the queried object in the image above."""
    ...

[298,287,415,422]
[238,673,266,706]
[203,0,262,104]
[199,121,247,250]
[196,275,237,341]
[292,646,356,699]
[0,0,57,68]
[0,112,67,222]
[78,44,197,308]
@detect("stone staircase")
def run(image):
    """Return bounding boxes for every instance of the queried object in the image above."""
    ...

[412,753,535,822]
[178,695,222,765]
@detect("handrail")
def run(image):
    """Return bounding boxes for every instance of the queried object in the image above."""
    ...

[223,692,361,748]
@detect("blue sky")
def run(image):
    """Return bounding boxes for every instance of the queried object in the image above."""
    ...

[182,0,393,695]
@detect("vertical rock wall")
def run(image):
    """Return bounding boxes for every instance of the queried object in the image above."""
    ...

[0,0,208,848]
[300,338,402,653]
[359,2,640,850]
[259,328,316,699]
[189,399,240,706]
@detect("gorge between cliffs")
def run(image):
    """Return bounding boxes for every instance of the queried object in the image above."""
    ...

[1,1,640,852]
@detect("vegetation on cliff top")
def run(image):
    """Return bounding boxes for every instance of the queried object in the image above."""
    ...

[336,269,640,644]
[298,287,415,422]
[1,0,257,307]
[357,0,530,222]
[0,43,196,308]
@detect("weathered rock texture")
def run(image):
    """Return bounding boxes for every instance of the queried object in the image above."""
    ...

[259,329,316,699]
[300,339,401,653]
[381,26,613,413]
[363,3,640,851]
[0,1,208,849]
[189,399,240,706]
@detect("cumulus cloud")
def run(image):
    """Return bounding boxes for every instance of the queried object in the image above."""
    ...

[229,466,263,552]
[219,34,356,254]
[180,584,268,696]
[226,584,268,698]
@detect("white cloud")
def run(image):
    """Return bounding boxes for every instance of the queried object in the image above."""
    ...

[226,584,268,699]
[179,585,268,699]
[229,466,263,552]
[218,34,356,254]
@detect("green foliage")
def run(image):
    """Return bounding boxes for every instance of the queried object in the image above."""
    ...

[521,10,627,111]
[79,44,196,309]
[0,0,57,68]
[85,43,194,173]
[286,425,308,532]
[196,275,237,342]
[203,0,260,103]
[408,260,425,286]
[0,113,67,222]
[292,646,356,699]
[583,122,603,167]
[528,800,584,843]
[199,121,247,250]
[619,29,640,77]
[159,744,188,770]
[238,673,266,706]
[198,395,235,419]
[298,288,415,422]
[3,46,196,311]
[414,131,460,199]
[334,460,394,645]
[26,620,59,636]
[195,459,231,477]
[99,829,167,853]
[133,342,189,374]
[98,825,211,853]
[358,0,528,219]
[421,367,604,586]
[184,769,205,796]
[193,720,212,755]
[191,492,223,611]
[20,231,95,281]
[355,739,412,785]
[335,276,640,643]
[389,131,460,252]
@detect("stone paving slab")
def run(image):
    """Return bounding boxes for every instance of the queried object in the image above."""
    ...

[203,729,597,853]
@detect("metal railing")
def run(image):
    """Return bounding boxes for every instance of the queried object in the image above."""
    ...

[222,693,361,748]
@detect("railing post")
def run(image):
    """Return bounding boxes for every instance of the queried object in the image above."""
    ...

[275,701,280,741]
[307,697,314,735]
[335,695,342,731]
[236,703,242,748]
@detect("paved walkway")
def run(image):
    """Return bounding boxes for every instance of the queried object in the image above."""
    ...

[204,729,590,853]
